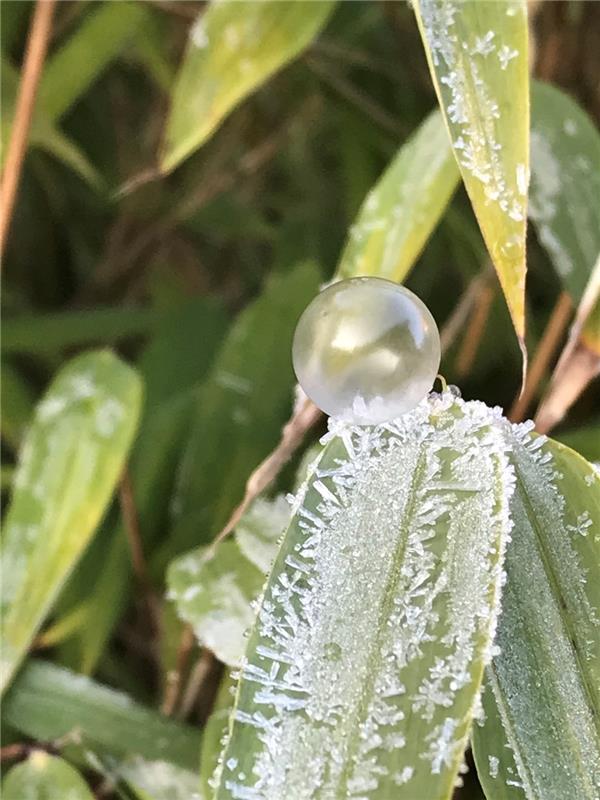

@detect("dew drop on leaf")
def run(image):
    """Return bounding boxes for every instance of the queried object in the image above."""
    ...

[292,277,441,424]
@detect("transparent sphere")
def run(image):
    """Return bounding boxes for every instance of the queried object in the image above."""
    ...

[292,277,441,424]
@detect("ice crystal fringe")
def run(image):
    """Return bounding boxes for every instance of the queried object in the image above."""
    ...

[213,392,517,799]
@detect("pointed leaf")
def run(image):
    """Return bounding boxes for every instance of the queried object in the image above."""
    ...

[472,435,600,800]
[161,0,336,172]
[215,394,514,799]
[414,0,529,342]
[0,351,142,692]
[2,659,202,770]
[2,753,94,800]
[336,109,459,282]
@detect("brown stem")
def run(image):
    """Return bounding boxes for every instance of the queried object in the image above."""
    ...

[455,283,495,377]
[509,291,573,422]
[0,0,57,262]
[161,624,196,716]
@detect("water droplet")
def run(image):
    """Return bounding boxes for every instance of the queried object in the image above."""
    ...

[292,278,441,424]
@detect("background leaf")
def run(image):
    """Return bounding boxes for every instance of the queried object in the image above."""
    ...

[0,351,142,692]
[2,659,202,770]
[472,436,600,799]
[414,0,529,342]
[2,752,94,800]
[216,395,513,799]
[529,81,600,302]
[336,109,459,282]
[161,0,337,172]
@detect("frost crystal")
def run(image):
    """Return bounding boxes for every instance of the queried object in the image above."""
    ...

[215,393,515,798]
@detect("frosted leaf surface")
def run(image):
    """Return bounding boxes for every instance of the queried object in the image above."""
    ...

[472,433,600,800]
[413,0,529,339]
[214,393,514,799]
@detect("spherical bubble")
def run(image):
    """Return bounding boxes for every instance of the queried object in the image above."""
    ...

[292,277,441,424]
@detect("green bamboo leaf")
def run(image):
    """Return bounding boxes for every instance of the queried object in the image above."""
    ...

[168,262,320,560]
[336,109,459,282]
[530,81,600,301]
[2,752,94,800]
[168,540,264,668]
[38,2,152,122]
[215,394,514,799]
[413,0,529,344]
[472,436,600,799]
[0,351,142,692]
[117,757,202,800]
[2,659,202,770]
[161,0,336,172]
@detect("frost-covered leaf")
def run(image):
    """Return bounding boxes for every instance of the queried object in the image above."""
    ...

[530,81,600,301]
[168,540,264,667]
[2,752,94,800]
[236,496,290,574]
[161,0,336,172]
[472,435,600,800]
[2,659,202,770]
[336,109,459,283]
[215,393,514,799]
[414,0,529,343]
[0,351,142,693]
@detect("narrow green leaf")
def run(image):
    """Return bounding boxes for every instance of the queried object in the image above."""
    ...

[1,307,161,355]
[530,81,600,301]
[117,757,202,800]
[168,540,264,668]
[38,2,152,122]
[215,394,514,799]
[3,659,201,771]
[0,351,142,692]
[168,262,320,558]
[414,0,529,343]
[161,0,336,172]
[472,435,600,800]
[2,752,94,800]
[336,109,459,282]
[554,423,600,464]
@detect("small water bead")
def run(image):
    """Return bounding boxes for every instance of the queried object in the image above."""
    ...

[292,277,441,424]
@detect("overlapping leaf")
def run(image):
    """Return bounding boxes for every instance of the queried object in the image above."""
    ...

[215,394,513,799]
[2,753,94,800]
[472,436,600,800]
[414,0,529,345]
[0,351,142,692]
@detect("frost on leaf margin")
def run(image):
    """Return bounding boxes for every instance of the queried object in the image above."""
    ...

[214,393,515,799]
[473,429,600,800]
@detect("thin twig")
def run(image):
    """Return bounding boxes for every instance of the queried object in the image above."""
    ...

[118,470,162,636]
[0,0,57,262]
[178,649,216,720]
[509,291,573,422]
[455,283,495,377]
[162,624,196,716]
[439,266,494,354]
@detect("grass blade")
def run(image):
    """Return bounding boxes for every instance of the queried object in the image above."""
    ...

[336,109,459,283]
[413,0,529,346]
[0,351,142,692]
[472,435,600,799]
[215,394,514,799]
[161,0,336,172]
